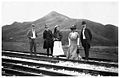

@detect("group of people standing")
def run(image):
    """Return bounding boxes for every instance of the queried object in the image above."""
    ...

[43,24,64,57]
[27,21,92,60]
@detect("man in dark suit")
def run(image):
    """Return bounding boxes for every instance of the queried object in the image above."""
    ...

[43,24,53,56]
[80,21,92,60]
[27,24,38,56]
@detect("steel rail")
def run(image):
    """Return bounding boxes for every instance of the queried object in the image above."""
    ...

[2,58,118,76]
[2,51,118,67]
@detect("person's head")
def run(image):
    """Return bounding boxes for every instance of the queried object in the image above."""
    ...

[31,24,35,30]
[70,25,76,32]
[55,25,60,31]
[45,24,49,31]
[54,25,60,33]
[82,21,86,29]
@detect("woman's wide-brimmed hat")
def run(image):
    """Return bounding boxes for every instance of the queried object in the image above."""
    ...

[55,25,60,28]
[70,25,76,30]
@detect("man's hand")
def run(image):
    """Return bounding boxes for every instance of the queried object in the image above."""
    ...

[77,45,80,49]
[28,37,31,39]
[67,45,70,47]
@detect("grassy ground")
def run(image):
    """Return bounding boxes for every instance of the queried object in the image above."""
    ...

[2,42,118,62]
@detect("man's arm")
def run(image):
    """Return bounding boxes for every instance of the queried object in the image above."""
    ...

[80,30,83,42]
[27,30,31,39]
[88,29,92,40]
[36,32,38,37]
[43,31,46,39]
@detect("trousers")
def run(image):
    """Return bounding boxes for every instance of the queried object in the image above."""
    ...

[82,39,90,59]
[29,39,36,55]
[47,47,53,56]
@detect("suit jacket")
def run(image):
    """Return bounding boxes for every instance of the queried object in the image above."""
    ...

[80,28,92,44]
[27,30,38,39]
[43,30,54,49]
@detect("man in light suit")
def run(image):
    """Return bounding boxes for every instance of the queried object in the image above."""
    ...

[27,24,38,56]
[80,21,92,60]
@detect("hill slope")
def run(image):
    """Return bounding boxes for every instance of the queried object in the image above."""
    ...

[2,11,118,46]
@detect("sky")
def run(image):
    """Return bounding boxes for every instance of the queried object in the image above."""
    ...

[2,1,118,26]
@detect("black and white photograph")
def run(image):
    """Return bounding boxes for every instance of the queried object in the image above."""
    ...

[1,0,119,77]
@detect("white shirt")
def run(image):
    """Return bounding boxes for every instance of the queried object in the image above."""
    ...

[31,30,36,39]
[82,29,86,39]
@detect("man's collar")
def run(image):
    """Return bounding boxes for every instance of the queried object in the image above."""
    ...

[83,27,86,30]
[32,29,35,31]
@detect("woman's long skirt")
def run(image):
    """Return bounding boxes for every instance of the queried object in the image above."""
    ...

[67,44,82,60]
[53,41,64,56]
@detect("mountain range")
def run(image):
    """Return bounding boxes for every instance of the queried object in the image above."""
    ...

[2,11,118,46]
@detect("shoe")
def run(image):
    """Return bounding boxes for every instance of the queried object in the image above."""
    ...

[50,54,53,56]
[53,55,59,58]
[85,58,89,61]
[30,53,33,56]
[34,54,37,56]
[57,56,59,58]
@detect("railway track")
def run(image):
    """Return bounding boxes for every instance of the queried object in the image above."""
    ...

[2,67,41,76]
[2,50,118,67]
[2,61,71,76]
[2,50,118,76]
[2,50,118,62]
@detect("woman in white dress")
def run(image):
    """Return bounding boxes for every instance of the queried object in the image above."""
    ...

[67,25,82,60]
[53,25,64,57]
